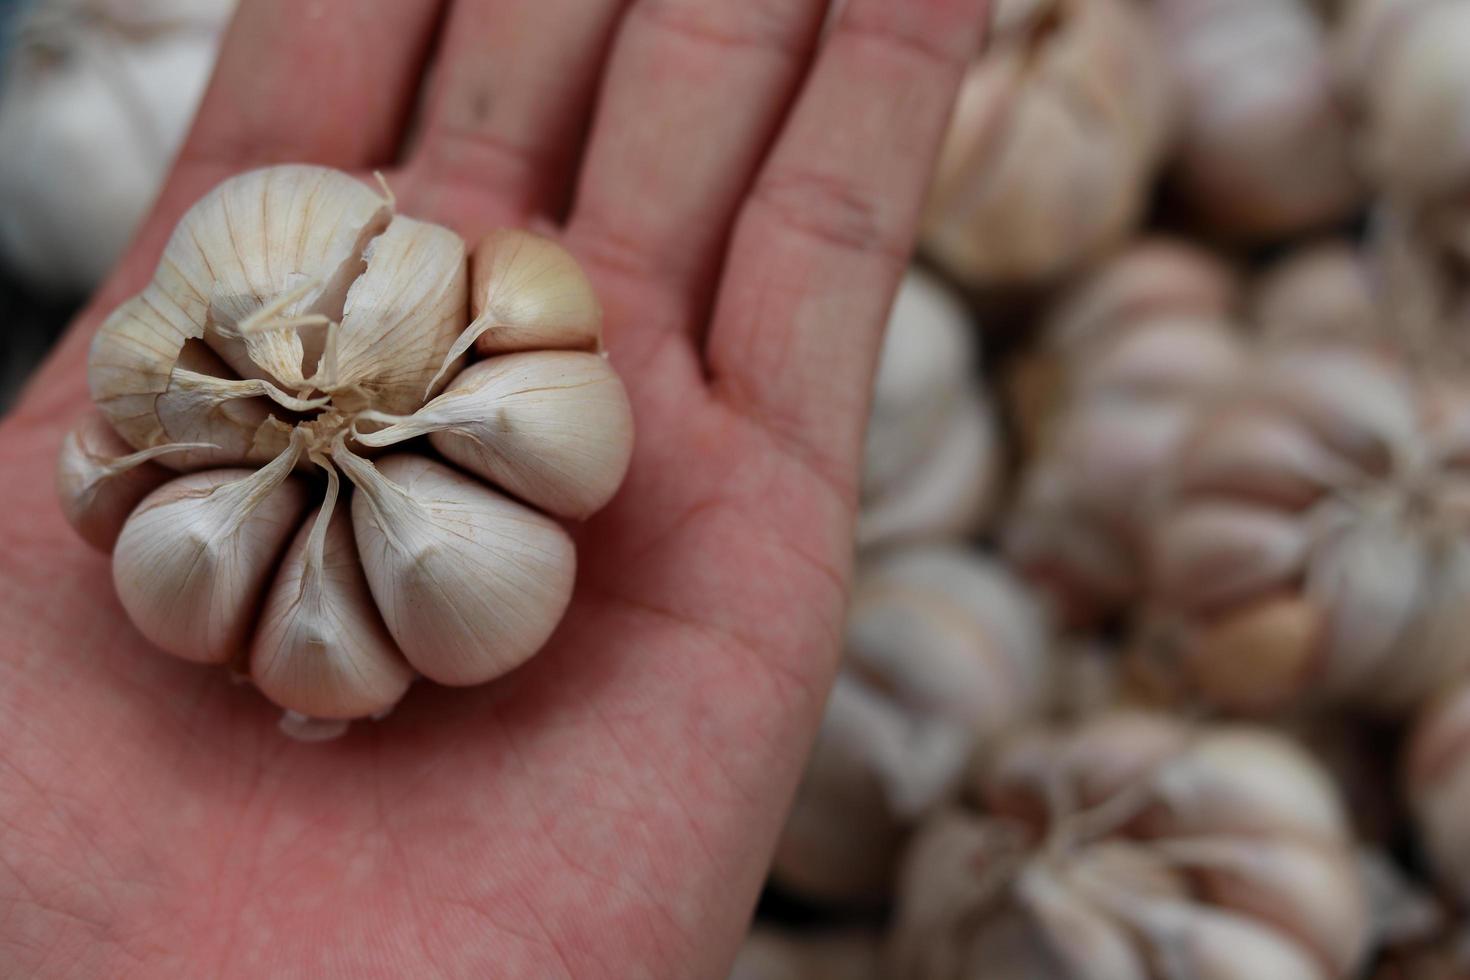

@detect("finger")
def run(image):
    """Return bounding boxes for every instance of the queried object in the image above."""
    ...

[705,0,987,491]
[404,0,628,229]
[564,0,828,311]
[179,0,446,171]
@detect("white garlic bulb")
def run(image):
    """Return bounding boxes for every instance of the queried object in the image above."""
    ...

[1147,345,1470,715]
[921,0,1173,288]
[889,711,1369,979]
[59,164,634,727]
[1005,241,1246,626]
[771,546,1051,904]
[729,929,880,980]
[859,269,1000,551]
[1251,240,1383,350]
[1151,0,1361,240]
[1407,679,1470,904]
[0,0,235,294]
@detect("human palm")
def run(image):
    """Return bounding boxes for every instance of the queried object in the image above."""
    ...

[0,1,986,976]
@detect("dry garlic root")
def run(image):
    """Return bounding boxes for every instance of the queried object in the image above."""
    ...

[58,164,634,730]
[1150,0,1361,240]
[1146,344,1470,715]
[889,711,1369,979]
[859,270,1000,551]
[1004,241,1245,625]
[771,546,1051,904]
[729,928,880,980]
[921,0,1172,288]
[1407,679,1470,905]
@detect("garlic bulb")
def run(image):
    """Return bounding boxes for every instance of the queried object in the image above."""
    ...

[1146,344,1470,715]
[771,546,1051,904]
[1407,679,1470,904]
[1151,0,1361,240]
[1251,241,1382,351]
[859,269,1000,550]
[729,929,880,980]
[921,0,1172,288]
[63,164,634,726]
[0,0,235,294]
[889,711,1369,979]
[1005,241,1245,625]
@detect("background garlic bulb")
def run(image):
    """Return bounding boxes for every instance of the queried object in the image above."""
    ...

[1004,241,1245,625]
[770,545,1051,904]
[1407,678,1470,904]
[859,269,1000,551]
[0,0,236,295]
[57,164,635,729]
[1146,344,1470,715]
[728,928,880,980]
[920,0,1172,288]
[889,711,1369,979]
[1251,240,1382,351]
[1150,0,1361,240]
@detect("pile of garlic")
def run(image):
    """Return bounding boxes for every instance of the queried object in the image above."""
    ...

[58,164,634,734]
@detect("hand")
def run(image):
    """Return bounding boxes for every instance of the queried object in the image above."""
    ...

[0,1,986,975]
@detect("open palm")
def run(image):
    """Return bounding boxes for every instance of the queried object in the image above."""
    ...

[0,1,985,976]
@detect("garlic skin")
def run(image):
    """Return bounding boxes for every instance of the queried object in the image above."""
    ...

[771,546,1051,904]
[1151,0,1361,240]
[1407,679,1470,904]
[0,0,235,295]
[889,712,1369,979]
[859,269,1001,549]
[1005,241,1245,625]
[69,165,634,727]
[1147,345,1470,715]
[921,0,1173,288]
[728,929,880,980]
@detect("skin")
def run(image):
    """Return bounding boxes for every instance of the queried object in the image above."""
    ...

[0,1,988,976]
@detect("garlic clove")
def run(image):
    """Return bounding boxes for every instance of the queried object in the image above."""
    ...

[1115,899,1326,980]
[1155,836,1369,977]
[1013,861,1152,979]
[250,469,414,720]
[112,441,311,664]
[55,412,210,552]
[1264,348,1419,475]
[857,386,1000,550]
[340,450,576,686]
[1074,316,1246,402]
[166,165,392,387]
[1180,596,1323,714]
[427,229,601,391]
[357,351,635,520]
[323,214,468,414]
[1171,406,1357,510]
[1251,240,1381,350]
[1150,501,1307,613]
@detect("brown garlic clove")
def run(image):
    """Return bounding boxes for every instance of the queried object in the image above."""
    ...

[1180,596,1324,714]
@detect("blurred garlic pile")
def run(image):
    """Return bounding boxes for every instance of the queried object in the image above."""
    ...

[0,0,236,294]
[1004,240,1245,624]
[57,164,634,733]
[771,546,1050,904]
[859,271,1001,550]
[920,0,1172,288]
[890,712,1369,979]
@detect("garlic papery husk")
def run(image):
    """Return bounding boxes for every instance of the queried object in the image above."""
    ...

[861,268,978,501]
[339,450,576,687]
[69,164,634,727]
[112,440,311,665]
[249,469,414,720]
[1407,679,1470,903]
[356,351,634,521]
[1145,345,1470,716]
[771,545,1051,904]
[0,0,234,295]
[921,0,1173,288]
[1150,0,1362,241]
[889,711,1369,979]
[1251,241,1383,350]
[729,928,880,980]
[55,411,212,552]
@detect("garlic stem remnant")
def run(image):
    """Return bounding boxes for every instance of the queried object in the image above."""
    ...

[70,165,635,728]
[889,712,1369,979]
